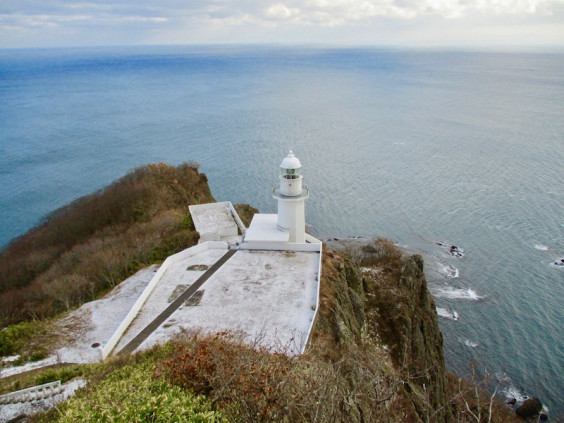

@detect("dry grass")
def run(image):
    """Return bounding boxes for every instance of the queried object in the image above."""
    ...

[0,162,213,326]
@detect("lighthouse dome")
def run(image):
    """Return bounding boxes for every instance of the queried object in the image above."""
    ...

[280,150,301,169]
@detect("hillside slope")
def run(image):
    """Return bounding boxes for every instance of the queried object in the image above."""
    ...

[0,162,214,326]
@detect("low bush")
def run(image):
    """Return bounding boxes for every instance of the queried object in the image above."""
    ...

[0,162,214,326]
[52,355,223,422]
[159,332,398,423]
[0,320,48,358]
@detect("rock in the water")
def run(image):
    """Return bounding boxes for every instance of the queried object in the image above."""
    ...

[507,398,516,405]
[540,413,548,421]
[516,397,542,418]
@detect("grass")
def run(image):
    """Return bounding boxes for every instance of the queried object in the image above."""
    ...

[0,162,214,327]
[30,343,224,423]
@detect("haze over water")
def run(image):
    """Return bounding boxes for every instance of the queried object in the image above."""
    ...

[1,46,563,413]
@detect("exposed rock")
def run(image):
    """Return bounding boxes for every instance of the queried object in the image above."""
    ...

[507,397,516,405]
[316,243,454,422]
[516,397,543,418]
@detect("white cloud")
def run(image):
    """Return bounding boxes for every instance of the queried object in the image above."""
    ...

[0,0,563,47]
[265,4,300,20]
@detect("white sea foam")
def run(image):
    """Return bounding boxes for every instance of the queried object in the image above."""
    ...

[433,287,483,301]
[436,262,459,279]
[502,383,529,404]
[534,244,549,251]
[437,307,459,321]
[463,339,478,348]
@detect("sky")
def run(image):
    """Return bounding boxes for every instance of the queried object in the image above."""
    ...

[1,0,563,49]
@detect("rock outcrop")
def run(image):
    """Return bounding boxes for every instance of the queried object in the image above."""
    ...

[313,241,454,422]
[516,397,543,418]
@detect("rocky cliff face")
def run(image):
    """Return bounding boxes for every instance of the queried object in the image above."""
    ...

[313,240,453,422]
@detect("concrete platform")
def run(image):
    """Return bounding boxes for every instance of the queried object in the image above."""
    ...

[125,248,320,355]
[115,248,230,352]
[189,202,243,243]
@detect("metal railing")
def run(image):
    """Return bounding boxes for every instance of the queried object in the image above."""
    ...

[272,186,309,199]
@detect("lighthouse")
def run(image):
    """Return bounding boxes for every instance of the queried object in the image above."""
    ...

[273,150,309,243]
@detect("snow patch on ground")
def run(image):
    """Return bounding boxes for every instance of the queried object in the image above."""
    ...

[52,266,158,364]
[1,356,20,364]
[0,356,59,379]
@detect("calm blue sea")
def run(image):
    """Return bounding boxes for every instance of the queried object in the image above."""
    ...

[1,46,563,413]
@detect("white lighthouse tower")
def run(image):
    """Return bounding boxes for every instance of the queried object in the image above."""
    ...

[273,150,309,243]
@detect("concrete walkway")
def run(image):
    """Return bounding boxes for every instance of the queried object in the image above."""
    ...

[118,249,237,355]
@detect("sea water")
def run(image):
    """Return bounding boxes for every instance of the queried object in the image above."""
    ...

[1,46,563,413]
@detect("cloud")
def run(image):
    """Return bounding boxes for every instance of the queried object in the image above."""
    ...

[0,0,563,47]
[265,4,301,20]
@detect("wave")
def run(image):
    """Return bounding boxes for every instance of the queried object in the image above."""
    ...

[502,383,529,405]
[436,262,459,279]
[499,376,550,414]
[463,339,478,348]
[534,244,549,251]
[437,307,459,321]
[433,287,483,301]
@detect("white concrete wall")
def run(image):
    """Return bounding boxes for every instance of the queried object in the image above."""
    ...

[279,175,303,196]
[277,199,306,243]
[225,202,247,235]
[301,242,323,354]
[100,241,228,360]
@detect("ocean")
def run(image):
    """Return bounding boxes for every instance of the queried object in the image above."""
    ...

[0,45,562,413]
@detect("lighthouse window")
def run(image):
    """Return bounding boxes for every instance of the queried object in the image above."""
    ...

[282,168,300,179]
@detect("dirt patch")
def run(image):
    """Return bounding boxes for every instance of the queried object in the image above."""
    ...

[187,264,208,271]
[185,291,204,307]
[168,285,188,303]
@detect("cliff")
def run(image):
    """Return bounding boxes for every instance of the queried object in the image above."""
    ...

[312,241,452,422]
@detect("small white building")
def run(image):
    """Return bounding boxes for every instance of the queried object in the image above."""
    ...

[242,150,320,250]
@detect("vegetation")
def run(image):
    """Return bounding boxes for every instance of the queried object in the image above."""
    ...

[0,166,524,422]
[0,162,214,327]
[29,344,223,423]
[18,240,520,423]
[0,320,49,360]
[233,204,258,229]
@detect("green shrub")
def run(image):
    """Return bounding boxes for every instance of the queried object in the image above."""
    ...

[54,360,224,422]
[0,320,46,357]
[34,365,84,386]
